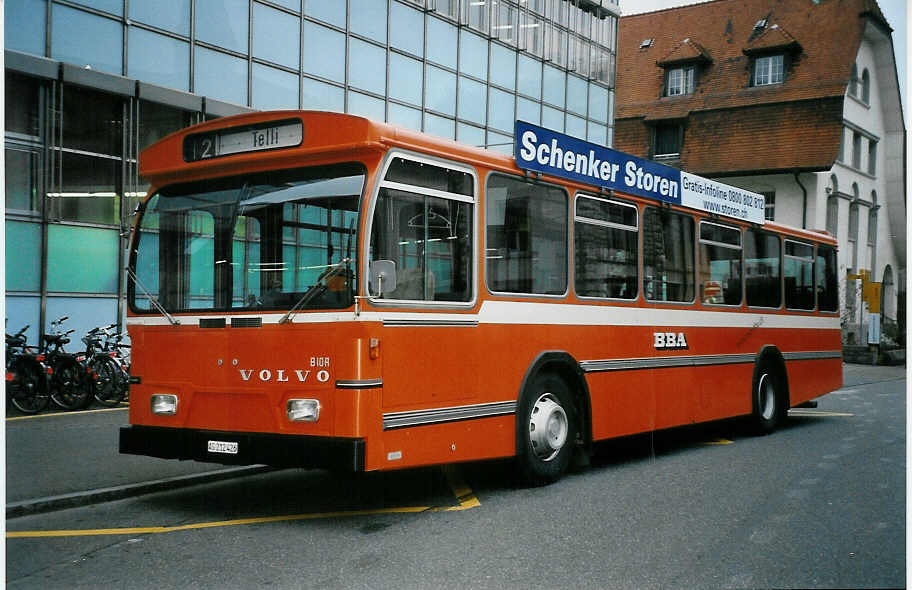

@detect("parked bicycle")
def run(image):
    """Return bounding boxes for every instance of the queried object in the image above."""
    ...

[5,325,49,414]
[39,316,92,410]
[81,324,129,407]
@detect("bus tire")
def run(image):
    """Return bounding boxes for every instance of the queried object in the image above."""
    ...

[516,372,577,486]
[751,361,786,435]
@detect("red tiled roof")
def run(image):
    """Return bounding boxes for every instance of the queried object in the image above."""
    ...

[614,0,889,173]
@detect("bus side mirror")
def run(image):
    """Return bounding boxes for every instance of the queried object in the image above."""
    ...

[369,260,397,297]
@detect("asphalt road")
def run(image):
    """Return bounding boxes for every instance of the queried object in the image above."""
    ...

[5,363,906,589]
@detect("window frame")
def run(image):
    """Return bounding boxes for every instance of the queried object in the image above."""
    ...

[365,150,479,308]
[642,206,696,305]
[783,239,815,311]
[483,172,570,299]
[698,220,743,307]
[653,122,682,158]
[665,64,696,97]
[744,228,782,310]
[573,192,639,302]
[752,54,785,86]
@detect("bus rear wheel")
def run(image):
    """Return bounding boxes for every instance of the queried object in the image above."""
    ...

[516,373,577,486]
[751,363,785,435]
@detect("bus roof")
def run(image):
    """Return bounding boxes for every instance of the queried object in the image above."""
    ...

[139,110,835,246]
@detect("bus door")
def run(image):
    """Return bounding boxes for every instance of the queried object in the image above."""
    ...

[366,155,478,411]
[642,206,698,429]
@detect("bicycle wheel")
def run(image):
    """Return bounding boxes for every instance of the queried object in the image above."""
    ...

[91,355,127,407]
[50,357,91,410]
[7,356,49,414]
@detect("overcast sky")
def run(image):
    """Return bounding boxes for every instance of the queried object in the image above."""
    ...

[621,0,908,116]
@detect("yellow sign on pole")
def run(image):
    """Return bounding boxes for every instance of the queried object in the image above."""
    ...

[865,282,882,313]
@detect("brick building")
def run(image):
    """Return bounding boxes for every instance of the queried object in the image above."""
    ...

[614,0,905,344]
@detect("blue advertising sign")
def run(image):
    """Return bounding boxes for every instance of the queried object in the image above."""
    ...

[514,121,765,224]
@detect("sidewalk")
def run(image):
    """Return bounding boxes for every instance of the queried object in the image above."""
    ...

[841,362,907,388]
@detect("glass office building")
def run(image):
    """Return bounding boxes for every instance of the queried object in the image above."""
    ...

[4,0,619,341]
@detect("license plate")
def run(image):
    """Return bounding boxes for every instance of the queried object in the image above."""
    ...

[207,440,239,455]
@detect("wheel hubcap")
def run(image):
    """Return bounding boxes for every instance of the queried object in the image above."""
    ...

[758,373,776,420]
[529,393,568,462]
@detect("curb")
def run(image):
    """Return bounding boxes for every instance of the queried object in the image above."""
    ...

[6,465,275,519]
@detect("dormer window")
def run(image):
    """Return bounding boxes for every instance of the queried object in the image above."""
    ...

[753,54,784,86]
[666,65,696,96]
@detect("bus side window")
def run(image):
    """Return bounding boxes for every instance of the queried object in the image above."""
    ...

[643,207,695,303]
[485,174,568,295]
[744,229,782,309]
[574,194,638,300]
[784,240,815,310]
[698,221,742,306]
[369,157,474,303]
[816,244,838,311]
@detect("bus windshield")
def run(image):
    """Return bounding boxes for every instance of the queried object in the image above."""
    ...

[130,163,364,314]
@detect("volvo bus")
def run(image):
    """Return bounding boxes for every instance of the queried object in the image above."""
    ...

[120,111,842,485]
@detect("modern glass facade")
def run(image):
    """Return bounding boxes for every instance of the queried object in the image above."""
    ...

[4,0,618,342]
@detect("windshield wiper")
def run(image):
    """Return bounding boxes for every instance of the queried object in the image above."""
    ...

[278,258,352,325]
[126,267,180,326]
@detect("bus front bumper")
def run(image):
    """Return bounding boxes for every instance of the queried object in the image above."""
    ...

[120,425,365,471]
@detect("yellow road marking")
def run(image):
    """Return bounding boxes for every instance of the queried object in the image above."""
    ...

[6,406,128,422]
[7,467,481,538]
[702,438,733,445]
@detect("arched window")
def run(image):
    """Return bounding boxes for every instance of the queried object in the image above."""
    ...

[848,185,859,268]
[861,68,871,103]
[849,63,858,96]
[883,265,896,321]
[867,191,878,268]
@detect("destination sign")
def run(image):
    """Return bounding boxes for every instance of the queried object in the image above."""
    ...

[184,119,303,162]
[514,121,764,224]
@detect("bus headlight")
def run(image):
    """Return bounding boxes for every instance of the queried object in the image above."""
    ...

[287,399,321,422]
[151,394,178,416]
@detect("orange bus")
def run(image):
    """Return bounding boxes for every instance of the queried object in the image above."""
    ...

[120,111,842,485]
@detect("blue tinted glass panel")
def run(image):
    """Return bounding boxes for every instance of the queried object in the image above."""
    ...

[273,0,300,10]
[252,64,299,110]
[47,225,119,293]
[302,77,344,111]
[457,76,486,125]
[457,123,484,147]
[253,3,300,69]
[516,96,540,124]
[350,0,387,43]
[389,53,423,106]
[195,47,248,105]
[567,74,587,116]
[389,103,422,131]
[390,1,424,56]
[542,65,565,108]
[305,0,344,27]
[52,5,122,75]
[426,16,456,69]
[128,28,190,91]
[349,38,386,95]
[6,296,41,344]
[426,65,456,115]
[129,0,190,35]
[348,91,386,121]
[542,106,563,131]
[6,221,41,292]
[196,0,248,53]
[566,113,585,139]
[302,21,345,83]
[517,54,542,99]
[6,0,46,56]
[588,82,609,124]
[459,30,488,80]
[487,130,513,154]
[46,297,118,345]
[488,87,514,132]
[490,43,516,91]
[424,113,455,140]
[587,121,607,145]
[70,0,121,15]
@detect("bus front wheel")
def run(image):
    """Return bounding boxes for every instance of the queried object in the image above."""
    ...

[516,373,577,486]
